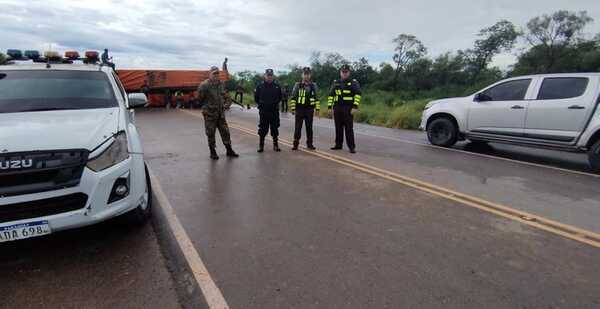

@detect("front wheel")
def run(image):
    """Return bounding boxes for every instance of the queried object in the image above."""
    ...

[126,164,153,224]
[427,118,458,147]
[588,140,600,173]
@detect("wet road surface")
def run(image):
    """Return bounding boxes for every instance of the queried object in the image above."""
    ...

[138,108,599,308]
[2,107,598,308]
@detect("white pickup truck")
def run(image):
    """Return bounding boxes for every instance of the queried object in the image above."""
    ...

[420,73,600,172]
[0,62,152,243]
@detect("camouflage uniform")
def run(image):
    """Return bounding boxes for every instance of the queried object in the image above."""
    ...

[197,79,232,149]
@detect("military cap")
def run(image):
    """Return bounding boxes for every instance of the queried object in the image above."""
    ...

[209,66,219,73]
[340,64,351,71]
[302,67,311,74]
[265,68,274,76]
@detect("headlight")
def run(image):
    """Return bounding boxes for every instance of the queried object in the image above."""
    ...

[87,132,130,172]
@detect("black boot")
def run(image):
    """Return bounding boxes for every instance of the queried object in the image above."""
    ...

[225,145,239,157]
[330,145,342,150]
[307,143,316,150]
[209,147,219,160]
[258,136,265,153]
[292,141,299,151]
[273,138,281,152]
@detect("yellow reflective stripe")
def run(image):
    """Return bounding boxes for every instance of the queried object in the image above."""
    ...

[315,100,321,110]
[327,96,334,107]
[342,90,352,94]
[342,96,353,100]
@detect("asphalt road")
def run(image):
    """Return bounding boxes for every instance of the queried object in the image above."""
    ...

[2,107,599,308]
[139,108,598,308]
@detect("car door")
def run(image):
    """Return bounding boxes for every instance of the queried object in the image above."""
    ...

[524,76,596,144]
[467,78,534,137]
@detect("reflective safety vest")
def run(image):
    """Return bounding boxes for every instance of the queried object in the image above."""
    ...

[290,82,320,112]
[327,79,361,109]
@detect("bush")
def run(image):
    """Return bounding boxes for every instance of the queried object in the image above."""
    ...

[0,52,6,65]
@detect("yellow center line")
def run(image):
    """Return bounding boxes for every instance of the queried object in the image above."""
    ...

[181,109,600,249]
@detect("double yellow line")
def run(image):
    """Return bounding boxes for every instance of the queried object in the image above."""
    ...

[183,110,600,248]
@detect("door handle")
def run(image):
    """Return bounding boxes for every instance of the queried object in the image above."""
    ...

[568,105,585,110]
[511,105,524,109]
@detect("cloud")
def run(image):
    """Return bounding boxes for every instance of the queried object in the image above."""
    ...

[1,0,599,72]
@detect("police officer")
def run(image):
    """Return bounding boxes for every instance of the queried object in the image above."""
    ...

[197,66,239,160]
[254,69,283,152]
[328,64,361,153]
[290,67,320,150]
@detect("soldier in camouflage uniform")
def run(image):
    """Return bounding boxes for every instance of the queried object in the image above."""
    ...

[197,66,239,160]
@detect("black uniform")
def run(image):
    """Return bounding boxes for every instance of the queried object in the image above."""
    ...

[290,81,320,148]
[254,81,282,138]
[328,79,362,150]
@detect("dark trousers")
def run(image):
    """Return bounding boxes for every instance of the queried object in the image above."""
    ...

[258,109,280,138]
[235,92,244,105]
[294,107,314,145]
[333,105,355,149]
[281,98,288,112]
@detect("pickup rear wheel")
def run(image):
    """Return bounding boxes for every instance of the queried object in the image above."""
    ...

[427,117,458,147]
[588,140,600,173]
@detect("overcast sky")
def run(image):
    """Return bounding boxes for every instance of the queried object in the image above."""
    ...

[1,0,599,73]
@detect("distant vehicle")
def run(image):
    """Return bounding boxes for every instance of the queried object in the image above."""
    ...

[420,73,600,172]
[0,58,152,243]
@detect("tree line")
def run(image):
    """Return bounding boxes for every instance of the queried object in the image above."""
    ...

[227,10,600,100]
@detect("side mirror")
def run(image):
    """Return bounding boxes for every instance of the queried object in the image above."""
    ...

[474,93,491,102]
[128,93,148,109]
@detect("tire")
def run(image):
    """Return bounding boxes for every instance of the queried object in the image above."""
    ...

[588,140,600,173]
[427,117,458,147]
[126,164,153,225]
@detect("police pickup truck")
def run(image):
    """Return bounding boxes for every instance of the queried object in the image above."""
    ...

[0,58,152,242]
[421,73,600,172]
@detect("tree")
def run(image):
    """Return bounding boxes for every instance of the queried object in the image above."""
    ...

[0,52,6,65]
[469,20,519,80]
[524,10,593,71]
[392,34,427,88]
[352,57,375,86]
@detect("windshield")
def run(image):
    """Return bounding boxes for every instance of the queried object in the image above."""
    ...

[0,70,118,113]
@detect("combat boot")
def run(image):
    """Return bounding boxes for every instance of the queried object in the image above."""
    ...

[225,145,239,158]
[209,147,219,160]
[307,142,316,150]
[273,138,281,152]
[292,141,299,151]
[258,136,265,153]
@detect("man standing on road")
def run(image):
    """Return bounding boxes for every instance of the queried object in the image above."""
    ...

[328,64,361,153]
[254,69,283,153]
[290,67,320,150]
[235,82,248,109]
[197,66,239,160]
[281,84,289,113]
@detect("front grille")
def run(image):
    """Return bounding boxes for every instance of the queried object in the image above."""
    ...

[0,193,88,224]
[0,150,88,197]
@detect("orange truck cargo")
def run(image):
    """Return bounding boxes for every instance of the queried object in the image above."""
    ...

[116,69,229,107]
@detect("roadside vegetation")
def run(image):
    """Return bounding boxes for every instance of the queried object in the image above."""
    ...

[227,10,600,130]
[0,52,6,65]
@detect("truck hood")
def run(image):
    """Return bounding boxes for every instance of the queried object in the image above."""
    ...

[0,108,120,153]
[428,96,471,107]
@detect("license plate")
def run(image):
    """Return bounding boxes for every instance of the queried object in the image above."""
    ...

[0,220,52,243]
